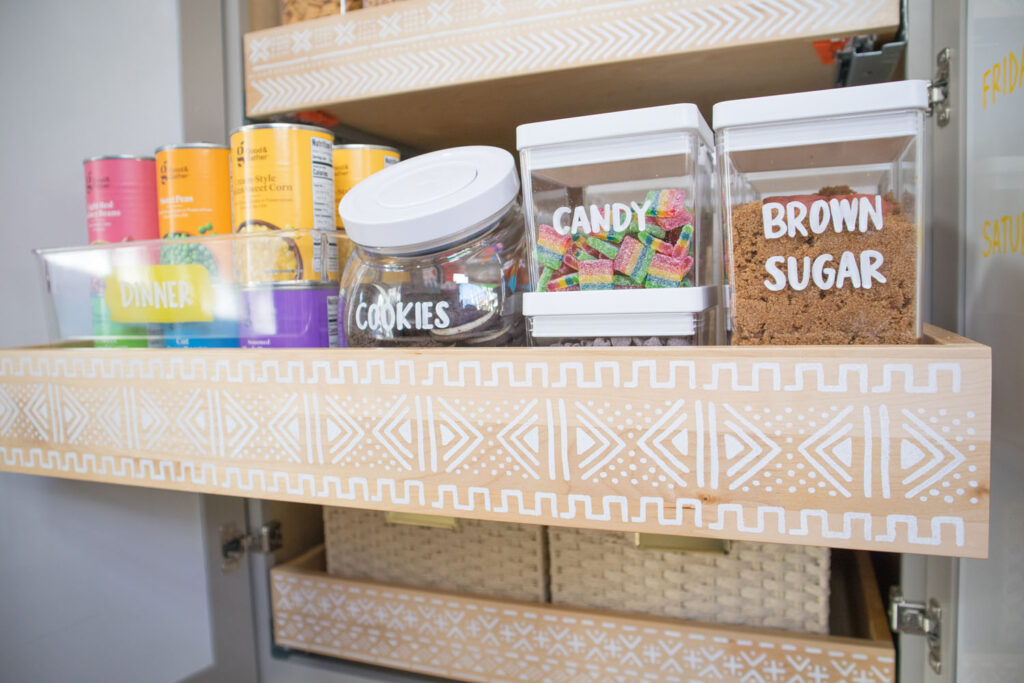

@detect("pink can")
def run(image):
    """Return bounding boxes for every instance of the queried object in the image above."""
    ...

[84,155,159,243]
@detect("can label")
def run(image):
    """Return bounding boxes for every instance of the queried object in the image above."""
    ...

[328,294,340,348]
[231,126,335,232]
[333,146,400,229]
[85,158,159,243]
[104,264,214,323]
[157,147,231,237]
[239,285,336,348]
[233,229,340,283]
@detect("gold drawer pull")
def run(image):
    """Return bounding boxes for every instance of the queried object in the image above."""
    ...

[385,511,459,530]
[633,533,732,554]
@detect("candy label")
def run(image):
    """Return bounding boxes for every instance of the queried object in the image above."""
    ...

[551,200,653,236]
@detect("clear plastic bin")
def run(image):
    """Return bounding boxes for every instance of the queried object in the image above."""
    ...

[713,81,929,345]
[35,230,348,348]
[517,104,720,347]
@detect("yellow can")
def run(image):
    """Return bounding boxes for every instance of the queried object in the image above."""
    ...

[231,123,340,283]
[333,144,400,229]
[231,123,335,231]
[334,144,400,269]
[155,144,231,237]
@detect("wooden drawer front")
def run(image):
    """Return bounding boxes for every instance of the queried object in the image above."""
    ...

[0,332,990,556]
[271,547,894,683]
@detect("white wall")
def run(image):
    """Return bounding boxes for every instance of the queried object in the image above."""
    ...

[0,2,215,681]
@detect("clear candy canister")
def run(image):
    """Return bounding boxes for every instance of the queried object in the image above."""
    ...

[517,104,721,347]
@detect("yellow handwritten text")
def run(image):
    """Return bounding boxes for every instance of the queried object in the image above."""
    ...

[983,43,1024,109]
[982,211,1024,258]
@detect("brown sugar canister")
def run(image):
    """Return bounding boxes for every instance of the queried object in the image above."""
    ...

[713,81,930,345]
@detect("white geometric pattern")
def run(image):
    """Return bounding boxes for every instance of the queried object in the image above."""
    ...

[0,350,988,556]
[271,562,896,683]
[245,0,896,114]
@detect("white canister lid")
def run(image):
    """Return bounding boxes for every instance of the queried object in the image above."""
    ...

[339,146,520,252]
[712,80,930,130]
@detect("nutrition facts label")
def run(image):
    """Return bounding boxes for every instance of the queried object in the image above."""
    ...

[311,137,335,231]
[327,295,339,347]
[327,233,339,276]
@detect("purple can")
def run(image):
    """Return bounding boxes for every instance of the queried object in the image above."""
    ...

[240,283,342,348]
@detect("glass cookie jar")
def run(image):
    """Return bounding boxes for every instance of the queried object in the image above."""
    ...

[714,80,929,345]
[338,146,527,347]
[517,104,722,347]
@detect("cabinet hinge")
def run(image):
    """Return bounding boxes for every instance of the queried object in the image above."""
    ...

[833,36,906,88]
[220,520,283,573]
[889,587,942,674]
[929,47,952,127]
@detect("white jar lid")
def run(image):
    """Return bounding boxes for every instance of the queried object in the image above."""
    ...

[713,80,930,130]
[339,146,519,252]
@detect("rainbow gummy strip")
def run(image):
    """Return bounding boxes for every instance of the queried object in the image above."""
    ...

[673,224,694,258]
[579,259,614,291]
[537,267,555,291]
[613,274,641,288]
[537,224,571,270]
[613,236,652,283]
[585,236,619,259]
[547,272,579,292]
[630,213,666,239]
[645,254,693,288]
[637,231,674,256]
[645,189,692,230]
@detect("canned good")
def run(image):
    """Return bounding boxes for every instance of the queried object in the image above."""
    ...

[334,144,399,268]
[230,123,335,232]
[91,295,147,348]
[239,282,341,348]
[163,281,240,348]
[333,144,400,229]
[156,143,231,237]
[233,227,340,284]
[84,155,159,243]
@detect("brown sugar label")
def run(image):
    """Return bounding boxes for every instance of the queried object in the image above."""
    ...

[730,188,917,345]
[760,194,888,292]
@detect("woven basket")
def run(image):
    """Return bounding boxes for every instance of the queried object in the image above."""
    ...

[323,507,547,602]
[549,528,830,634]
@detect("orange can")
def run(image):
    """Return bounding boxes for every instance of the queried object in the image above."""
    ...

[155,144,231,237]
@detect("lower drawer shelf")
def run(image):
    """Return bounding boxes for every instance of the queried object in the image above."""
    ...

[271,545,894,683]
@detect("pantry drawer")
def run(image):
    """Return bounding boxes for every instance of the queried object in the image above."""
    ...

[270,545,893,683]
[0,331,990,557]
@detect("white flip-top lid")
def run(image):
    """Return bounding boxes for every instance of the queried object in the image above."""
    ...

[339,146,519,253]
[517,104,713,151]
[713,80,930,130]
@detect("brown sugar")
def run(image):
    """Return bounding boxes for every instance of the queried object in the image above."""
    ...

[729,191,918,345]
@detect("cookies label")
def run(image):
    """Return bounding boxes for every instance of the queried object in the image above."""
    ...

[353,291,451,334]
